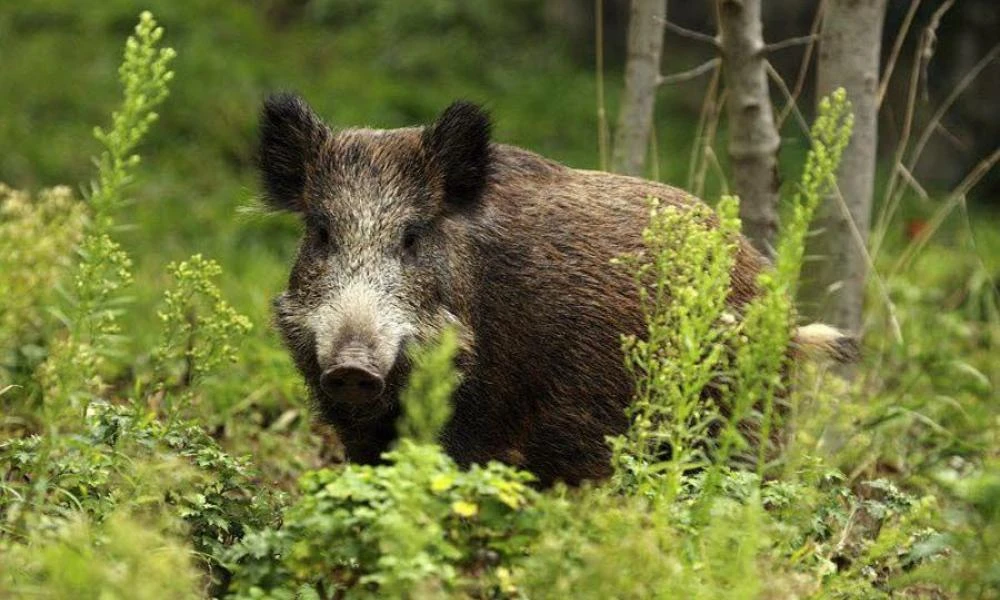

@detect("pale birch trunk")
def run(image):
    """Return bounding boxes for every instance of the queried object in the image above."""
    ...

[612,0,665,176]
[809,0,888,334]
[716,0,781,259]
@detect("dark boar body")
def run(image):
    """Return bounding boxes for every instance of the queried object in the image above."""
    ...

[261,94,780,486]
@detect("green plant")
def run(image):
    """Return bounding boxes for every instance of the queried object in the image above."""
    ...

[396,327,462,444]
[511,483,775,600]
[225,332,540,599]
[36,11,175,419]
[150,254,253,413]
[731,88,854,478]
[1,12,284,597]
[0,403,282,576]
[0,511,200,600]
[89,11,176,227]
[522,90,937,598]
[607,90,854,501]
[227,447,539,599]
[0,184,87,390]
[608,196,742,498]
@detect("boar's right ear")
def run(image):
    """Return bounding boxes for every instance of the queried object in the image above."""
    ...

[424,101,492,206]
[258,93,331,212]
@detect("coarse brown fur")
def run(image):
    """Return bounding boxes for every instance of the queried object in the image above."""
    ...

[260,95,799,486]
[436,149,767,484]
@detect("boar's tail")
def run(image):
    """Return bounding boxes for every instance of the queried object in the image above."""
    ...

[792,323,860,363]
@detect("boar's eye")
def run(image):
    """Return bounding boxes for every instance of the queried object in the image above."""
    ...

[401,225,421,261]
[312,221,334,250]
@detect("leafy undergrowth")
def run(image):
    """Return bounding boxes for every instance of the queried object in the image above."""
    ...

[2,11,999,600]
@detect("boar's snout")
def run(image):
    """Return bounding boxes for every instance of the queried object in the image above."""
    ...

[321,363,385,398]
[319,344,387,411]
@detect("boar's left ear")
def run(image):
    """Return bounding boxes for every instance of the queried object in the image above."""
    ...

[258,93,331,212]
[424,101,492,206]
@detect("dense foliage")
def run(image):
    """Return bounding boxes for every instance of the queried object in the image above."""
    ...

[1,7,998,599]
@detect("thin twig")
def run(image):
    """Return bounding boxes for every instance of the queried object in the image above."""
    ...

[765,61,812,136]
[826,180,904,344]
[907,42,1000,179]
[933,121,972,153]
[686,63,722,191]
[833,506,861,556]
[897,165,930,203]
[860,163,927,347]
[871,17,926,259]
[762,34,820,55]
[649,123,660,181]
[877,0,922,107]
[865,156,990,351]
[958,197,1000,325]
[888,147,1000,279]
[705,146,729,196]
[919,0,956,102]
[595,0,609,171]
[657,17,720,48]
[657,58,721,85]
[874,39,998,258]
[766,63,902,342]
[694,88,727,199]
[777,0,826,128]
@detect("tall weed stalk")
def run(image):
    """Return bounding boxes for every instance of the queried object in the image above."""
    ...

[610,90,853,504]
[38,12,175,421]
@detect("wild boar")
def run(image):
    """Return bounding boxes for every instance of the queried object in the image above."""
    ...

[260,94,851,486]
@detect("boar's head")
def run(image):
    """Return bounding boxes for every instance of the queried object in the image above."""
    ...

[259,94,487,430]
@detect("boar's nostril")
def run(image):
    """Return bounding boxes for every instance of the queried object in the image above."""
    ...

[320,363,385,403]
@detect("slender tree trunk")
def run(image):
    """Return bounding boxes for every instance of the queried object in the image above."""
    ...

[716,0,781,260]
[612,0,665,176]
[809,0,888,334]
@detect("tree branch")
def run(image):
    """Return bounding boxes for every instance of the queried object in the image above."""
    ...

[777,0,827,128]
[876,0,922,106]
[657,58,720,85]
[765,61,811,135]
[762,34,820,55]
[656,16,720,48]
